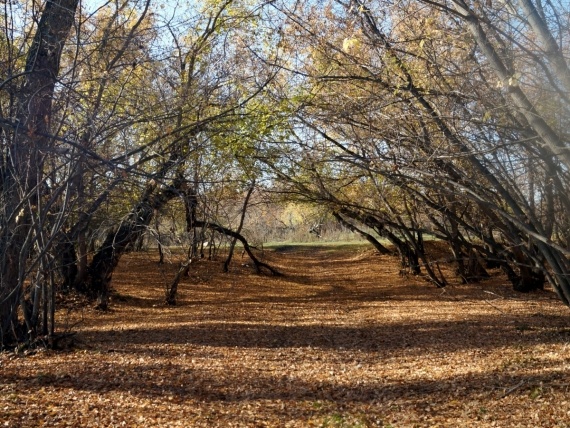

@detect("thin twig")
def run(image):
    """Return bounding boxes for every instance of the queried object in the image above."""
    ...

[501,380,525,398]
[483,299,507,314]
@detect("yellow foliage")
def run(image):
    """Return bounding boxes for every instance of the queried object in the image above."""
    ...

[342,37,361,53]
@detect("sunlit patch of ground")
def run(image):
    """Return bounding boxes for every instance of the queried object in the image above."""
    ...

[1,244,570,427]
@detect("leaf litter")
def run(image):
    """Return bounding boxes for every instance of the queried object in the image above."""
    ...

[1,244,570,427]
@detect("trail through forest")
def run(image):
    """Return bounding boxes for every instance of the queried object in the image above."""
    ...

[1,245,570,427]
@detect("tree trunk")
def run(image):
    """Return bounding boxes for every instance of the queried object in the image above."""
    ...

[58,233,78,292]
[450,0,570,167]
[165,262,188,306]
[0,0,79,345]
[73,229,89,290]
[464,249,490,282]
[87,180,183,309]
[193,220,281,276]
[511,246,545,293]
[332,212,392,255]
[224,182,255,272]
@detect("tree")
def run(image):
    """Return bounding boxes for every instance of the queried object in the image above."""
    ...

[0,0,282,344]
[0,0,80,346]
[80,0,282,309]
[257,0,570,302]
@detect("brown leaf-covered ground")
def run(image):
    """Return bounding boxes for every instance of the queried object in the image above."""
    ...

[2,243,570,427]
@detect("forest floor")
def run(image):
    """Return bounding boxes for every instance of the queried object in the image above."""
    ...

[2,243,570,427]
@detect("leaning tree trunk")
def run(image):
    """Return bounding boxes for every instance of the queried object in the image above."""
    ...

[332,212,392,255]
[0,0,79,345]
[224,181,255,272]
[192,220,282,276]
[165,261,188,306]
[510,245,545,293]
[87,180,183,309]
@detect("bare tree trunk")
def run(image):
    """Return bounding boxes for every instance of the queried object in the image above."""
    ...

[155,213,165,265]
[87,180,184,310]
[0,0,79,345]
[74,230,89,289]
[193,220,281,276]
[165,262,188,306]
[59,233,78,292]
[450,0,570,167]
[515,0,570,93]
[184,188,199,258]
[224,181,255,272]
[332,212,392,255]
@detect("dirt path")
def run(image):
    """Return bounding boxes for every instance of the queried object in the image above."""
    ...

[1,245,570,427]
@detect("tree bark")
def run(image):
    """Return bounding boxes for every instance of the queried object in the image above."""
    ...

[165,262,188,306]
[87,180,184,310]
[193,220,282,276]
[332,212,392,255]
[224,182,255,272]
[0,0,79,345]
